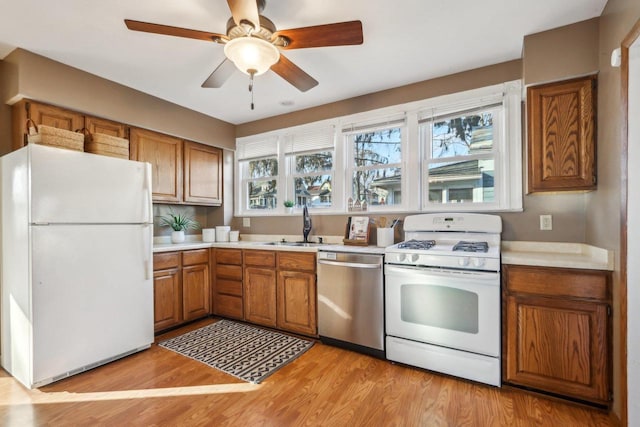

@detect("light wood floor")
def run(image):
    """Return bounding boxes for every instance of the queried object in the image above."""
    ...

[0,318,615,426]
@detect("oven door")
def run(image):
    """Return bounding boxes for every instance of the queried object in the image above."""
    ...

[385,264,500,357]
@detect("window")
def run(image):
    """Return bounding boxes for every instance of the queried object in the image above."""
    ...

[285,127,335,209]
[344,117,405,210]
[235,80,522,216]
[419,81,522,211]
[236,137,279,212]
[421,105,499,207]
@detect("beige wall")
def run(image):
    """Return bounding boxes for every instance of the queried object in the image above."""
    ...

[2,49,236,150]
[0,61,12,155]
[523,18,600,85]
[592,0,640,421]
[235,53,597,243]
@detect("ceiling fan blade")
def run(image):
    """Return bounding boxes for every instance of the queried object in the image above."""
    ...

[202,59,237,88]
[270,54,318,92]
[227,0,261,31]
[124,19,226,43]
[274,20,363,50]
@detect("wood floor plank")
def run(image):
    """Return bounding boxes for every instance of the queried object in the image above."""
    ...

[0,318,615,426]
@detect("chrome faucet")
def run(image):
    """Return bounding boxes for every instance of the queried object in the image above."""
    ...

[302,205,312,243]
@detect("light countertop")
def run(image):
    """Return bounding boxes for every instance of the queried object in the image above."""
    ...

[153,234,387,255]
[501,241,614,271]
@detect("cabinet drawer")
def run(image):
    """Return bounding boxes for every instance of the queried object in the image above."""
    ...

[154,252,180,270]
[214,294,243,319]
[278,252,316,272]
[244,250,276,267]
[216,279,243,296]
[215,264,243,281]
[183,248,209,266]
[215,249,243,265]
[505,265,610,301]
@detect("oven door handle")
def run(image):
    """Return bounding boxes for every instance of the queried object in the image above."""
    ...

[385,264,499,279]
[318,260,381,269]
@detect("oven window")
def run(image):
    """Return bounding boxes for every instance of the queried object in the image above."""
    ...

[400,284,479,333]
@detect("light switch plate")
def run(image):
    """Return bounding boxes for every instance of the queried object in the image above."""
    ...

[243,217,251,228]
[540,214,552,231]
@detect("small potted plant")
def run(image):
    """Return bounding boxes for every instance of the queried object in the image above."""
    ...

[284,200,295,214]
[159,210,200,243]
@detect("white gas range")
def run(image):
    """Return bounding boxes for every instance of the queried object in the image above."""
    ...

[384,213,502,387]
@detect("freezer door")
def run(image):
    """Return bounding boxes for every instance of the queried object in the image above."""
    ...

[30,224,154,385]
[29,144,152,224]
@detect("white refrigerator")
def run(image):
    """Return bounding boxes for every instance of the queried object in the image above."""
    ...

[1,144,154,388]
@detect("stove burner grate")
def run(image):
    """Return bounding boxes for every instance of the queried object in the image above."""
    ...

[397,239,436,250]
[453,241,489,253]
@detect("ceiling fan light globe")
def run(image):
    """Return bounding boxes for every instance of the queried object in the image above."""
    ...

[224,37,280,76]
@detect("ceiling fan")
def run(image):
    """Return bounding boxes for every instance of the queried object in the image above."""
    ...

[124,0,363,96]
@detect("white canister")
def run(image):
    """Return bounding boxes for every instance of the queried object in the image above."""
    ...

[215,226,231,242]
[202,228,216,242]
[229,230,240,242]
[377,228,395,247]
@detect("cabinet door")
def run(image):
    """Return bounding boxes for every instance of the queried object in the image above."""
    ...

[12,100,85,150]
[244,267,277,327]
[130,127,183,202]
[182,263,211,321]
[153,268,182,332]
[504,294,609,404]
[184,141,222,205]
[85,116,128,137]
[277,270,317,336]
[527,75,596,192]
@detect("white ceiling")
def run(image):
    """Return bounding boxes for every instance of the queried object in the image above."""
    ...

[0,0,607,125]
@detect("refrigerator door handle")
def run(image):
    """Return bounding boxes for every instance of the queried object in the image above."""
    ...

[144,224,153,281]
[143,164,153,224]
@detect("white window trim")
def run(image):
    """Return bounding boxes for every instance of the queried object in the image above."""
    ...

[234,80,522,217]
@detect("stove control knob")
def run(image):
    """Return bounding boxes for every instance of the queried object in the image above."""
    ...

[472,258,485,268]
[458,257,470,267]
[410,254,420,263]
[397,253,406,263]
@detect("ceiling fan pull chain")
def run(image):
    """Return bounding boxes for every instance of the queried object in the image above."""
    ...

[248,69,256,110]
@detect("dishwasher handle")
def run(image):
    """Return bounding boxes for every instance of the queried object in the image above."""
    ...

[318,259,382,269]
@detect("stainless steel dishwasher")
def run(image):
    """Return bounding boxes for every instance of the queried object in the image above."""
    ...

[317,250,385,358]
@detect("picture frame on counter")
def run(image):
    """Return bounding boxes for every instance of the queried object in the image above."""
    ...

[344,216,370,246]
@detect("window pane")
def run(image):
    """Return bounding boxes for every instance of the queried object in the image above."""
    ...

[431,113,493,159]
[295,151,332,174]
[248,180,277,209]
[248,158,278,179]
[294,175,332,208]
[428,159,494,204]
[352,167,401,206]
[353,128,402,167]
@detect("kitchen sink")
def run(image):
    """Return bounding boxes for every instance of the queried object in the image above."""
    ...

[261,241,326,247]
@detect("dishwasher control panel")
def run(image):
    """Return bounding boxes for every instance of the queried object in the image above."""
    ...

[318,252,338,260]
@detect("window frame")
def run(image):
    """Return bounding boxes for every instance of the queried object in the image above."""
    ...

[234,80,522,217]
[343,117,408,212]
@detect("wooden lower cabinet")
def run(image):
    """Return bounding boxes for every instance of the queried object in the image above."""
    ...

[277,270,317,336]
[212,248,244,320]
[213,249,317,337]
[182,250,210,321]
[276,252,317,336]
[243,250,277,327]
[153,249,211,333]
[153,253,182,332]
[502,264,611,406]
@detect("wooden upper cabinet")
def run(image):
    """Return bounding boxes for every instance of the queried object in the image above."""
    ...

[12,100,84,150]
[527,75,597,193]
[130,127,183,203]
[183,141,223,205]
[85,116,127,138]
